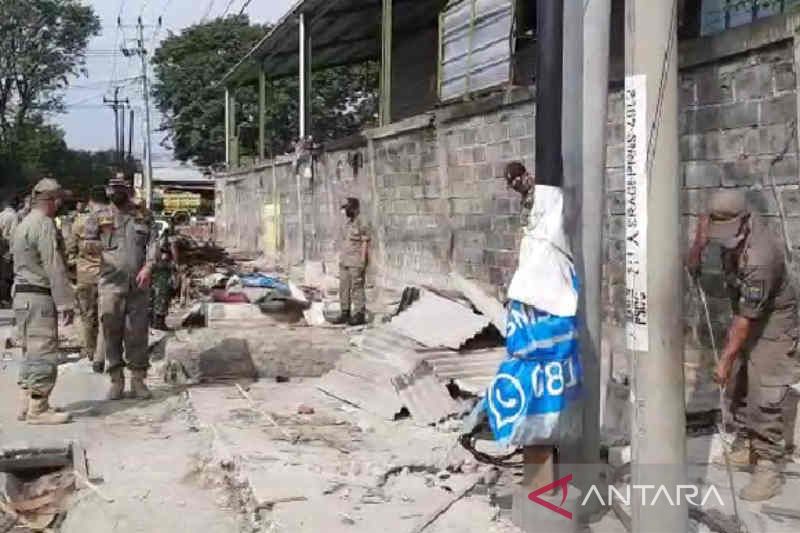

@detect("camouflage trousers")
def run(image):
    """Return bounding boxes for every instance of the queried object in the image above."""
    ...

[726,357,799,461]
[339,265,366,315]
[99,282,150,372]
[13,291,59,396]
[75,282,98,359]
[149,267,173,318]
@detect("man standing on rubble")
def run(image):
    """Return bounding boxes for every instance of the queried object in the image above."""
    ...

[85,175,158,400]
[688,189,800,501]
[12,178,74,425]
[68,186,108,365]
[333,197,370,326]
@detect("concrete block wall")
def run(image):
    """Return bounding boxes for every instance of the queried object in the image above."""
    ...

[603,39,799,372]
[216,34,800,382]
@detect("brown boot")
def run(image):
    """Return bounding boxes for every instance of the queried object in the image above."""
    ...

[17,389,28,421]
[130,369,152,400]
[25,394,71,425]
[107,367,125,400]
[712,438,751,468]
[740,460,783,501]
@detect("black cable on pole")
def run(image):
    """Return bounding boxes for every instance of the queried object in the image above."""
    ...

[535,0,564,187]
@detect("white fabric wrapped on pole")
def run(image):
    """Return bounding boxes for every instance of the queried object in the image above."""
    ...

[507,185,577,317]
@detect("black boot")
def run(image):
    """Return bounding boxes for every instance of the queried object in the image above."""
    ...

[331,310,350,325]
[348,313,366,326]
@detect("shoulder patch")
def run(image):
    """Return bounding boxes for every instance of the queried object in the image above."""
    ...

[743,280,766,303]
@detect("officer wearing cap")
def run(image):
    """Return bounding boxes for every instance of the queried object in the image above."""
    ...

[84,174,158,400]
[332,197,370,326]
[688,189,800,501]
[68,186,108,364]
[11,178,74,425]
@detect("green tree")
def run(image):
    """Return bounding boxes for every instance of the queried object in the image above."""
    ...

[0,0,100,137]
[152,15,379,167]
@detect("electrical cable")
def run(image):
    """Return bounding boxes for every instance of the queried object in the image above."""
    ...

[687,269,745,533]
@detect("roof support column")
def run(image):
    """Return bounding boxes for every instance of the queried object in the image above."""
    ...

[299,12,311,138]
[227,89,239,167]
[224,87,231,166]
[379,0,392,126]
[258,69,267,161]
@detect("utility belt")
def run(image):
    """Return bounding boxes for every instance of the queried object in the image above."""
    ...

[14,284,51,296]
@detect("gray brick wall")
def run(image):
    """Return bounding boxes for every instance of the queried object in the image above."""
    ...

[216,38,799,369]
[603,39,798,368]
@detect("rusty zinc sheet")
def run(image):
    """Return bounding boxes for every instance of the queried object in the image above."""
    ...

[389,290,492,350]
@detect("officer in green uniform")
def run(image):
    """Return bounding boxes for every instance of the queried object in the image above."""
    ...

[150,238,176,331]
[688,189,800,501]
[85,175,158,400]
[333,198,370,326]
[12,178,74,425]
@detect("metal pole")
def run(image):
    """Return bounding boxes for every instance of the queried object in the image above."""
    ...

[225,87,230,166]
[580,0,611,478]
[536,0,563,187]
[139,19,154,208]
[379,0,392,126]
[259,69,266,161]
[299,12,310,139]
[129,108,134,161]
[120,103,126,161]
[625,1,687,531]
[512,2,565,531]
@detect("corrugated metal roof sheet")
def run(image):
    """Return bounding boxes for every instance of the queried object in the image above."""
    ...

[318,325,463,425]
[389,290,492,350]
[423,347,506,395]
[392,362,460,426]
[449,272,506,336]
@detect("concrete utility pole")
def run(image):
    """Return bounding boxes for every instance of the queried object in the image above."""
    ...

[625,1,688,531]
[580,0,611,478]
[121,16,159,207]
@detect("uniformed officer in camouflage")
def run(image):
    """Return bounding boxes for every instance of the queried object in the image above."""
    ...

[85,175,157,400]
[12,178,74,425]
[150,239,176,331]
[68,186,107,364]
[0,197,19,305]
[688,189,800,501]
[333,198,370,326]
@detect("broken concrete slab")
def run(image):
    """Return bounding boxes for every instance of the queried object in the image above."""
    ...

[163,330,257,385]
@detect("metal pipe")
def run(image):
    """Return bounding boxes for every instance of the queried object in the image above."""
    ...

[625,0,687,530]
[536,0,563,187]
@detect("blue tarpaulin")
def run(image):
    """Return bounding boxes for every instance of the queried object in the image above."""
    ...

[480,295,583,446]
[239,274,290,294]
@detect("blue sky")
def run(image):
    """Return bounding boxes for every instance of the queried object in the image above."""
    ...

[57,0,295,155]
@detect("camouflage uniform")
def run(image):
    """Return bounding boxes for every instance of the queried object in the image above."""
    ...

[85,201,157,374]
[722,215,800,462]
[13,208,74,394]
[339,215,370,317]
[0,206,18,303]
[150,252,175,328]
[68,206,103,361]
